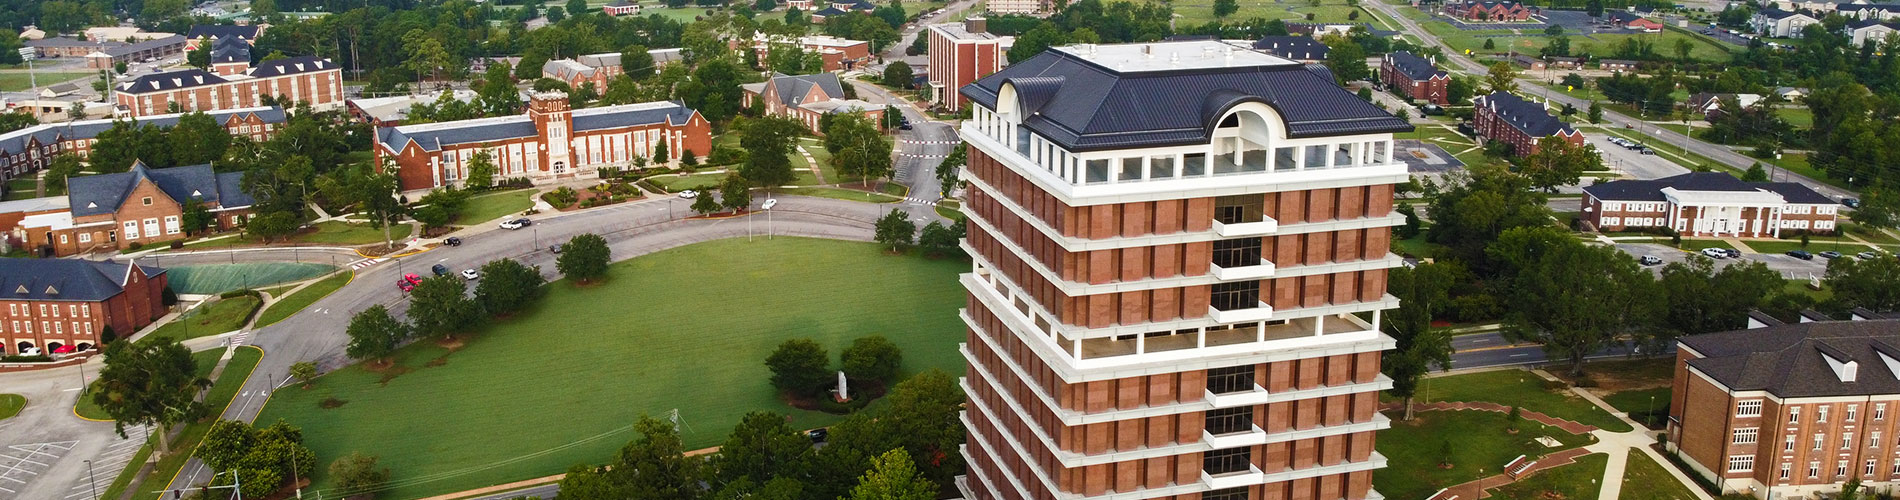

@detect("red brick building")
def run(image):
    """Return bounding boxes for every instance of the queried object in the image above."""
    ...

[1379,51,1448,105]
[741,73,885,134]
[113,56,343,117]
[1444,1,1536,21]
[928,19,1006,113]
[1581,172,1840,238]
[1669,317,1900,499]
[0,106,286,186]
[602,1,641,15]
[0,258,166,355]
[1472,91,1584,157]
[27,162,258,256]
[375,92,711,193]
[956,40,1410,500]
[739,34,873,72]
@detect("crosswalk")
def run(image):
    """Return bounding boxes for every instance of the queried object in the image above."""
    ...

[66,427,148,500]
[227,329,251,350]
[347,257,385,270]
[898,139,960,145]
[0,440,76,498]
[897,152,947,159]
[903,196,934,205]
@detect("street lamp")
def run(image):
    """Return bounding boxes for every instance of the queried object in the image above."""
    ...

[84,459,98,500]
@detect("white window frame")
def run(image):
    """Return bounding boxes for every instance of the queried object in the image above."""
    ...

[1729,455,1755,473]
[1734,428,1759,445]
[1739,400,1764,417]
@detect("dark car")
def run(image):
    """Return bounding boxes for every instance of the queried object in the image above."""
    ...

[431,263,450,276]
[549,244,563,253]
[1724,248,1742,258]
[444,237,462,246]
[1845,198,1863,208]
[806,428,828,444]
[1820,251,1844,259]
[1787,250,1815,260]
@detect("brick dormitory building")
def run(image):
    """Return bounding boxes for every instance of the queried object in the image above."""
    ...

[741,72,883,134]
[0,258,166,356]
[1379,51,1448,105]
[953,40,1409,500]
[1668,314,1900,499]
[375,91,710,193]
[12,161,259,257]
[0,106,286,183]
[1472,91,1585,157]
[1581,172,1840,238]
[113,55,343,117]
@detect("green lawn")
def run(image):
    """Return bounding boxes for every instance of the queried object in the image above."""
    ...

[798,138,850,184]
[1392,231,1446,259]
[105,347,263,500]
[1845,222,1900,245]
[935,199,964,221]
[1776,107,1814,128]
[1745,238,1870,256]
[0,72,91,92]
[1602,386,1670,428]
[1494,452,1608,500]
[1424,22,1730,63]
[297,221,413,246]
[140,295,262,344]
[1153,0,1373,27]
[645,6,714,22]
[778,186,903,203]
[649,171,730,192]
[0,394,22,420]
[1759,153,1851,191]
[255,237,970,499]
[1620,449,1699,500]
[1375,410,1598,500]
[455,189,538,225]
[1413,370,1634,432]
[5,177,37,200]
[254,272,353,329]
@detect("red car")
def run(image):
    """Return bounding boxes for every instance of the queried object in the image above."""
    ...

[404,273,423,284]
[397,279,415,292]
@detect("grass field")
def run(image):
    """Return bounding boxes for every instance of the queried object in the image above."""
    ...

[166,263,339,295]
[1776,107,1814,128]
[649,171,731,193]
[1154,0,1376,28]
[255,272,353,329]
[0,394,22,420]
[1759,153,1851,190]
[1620,449,1699,500]
[98,347,262,500]
[1744,238,1872,256]
[1602,386,1670,427]
[1495,452,1608,500]
[1845,222,1900,245]
[255,237,969,499]
[1375,410,1598,500]
[935,199,964,221]
[1413,370,1633,432]
[0,72,91,92]
[1415,17,1731,63]
[778,186,903,203]
[298,221,413,245]
[455,189,538,225]
[140,295,262,343]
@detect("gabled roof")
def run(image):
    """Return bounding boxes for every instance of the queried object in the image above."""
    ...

[210,35,251,64]
[0,258,163,302]
[1475,91,1575,138]
[376,100,699,153]
[118,69,227,93]
[960,41,1410,153]
[245,56,334,78]
[1847,18,1893,30]
[185,24,262,40]
[1385,51,1446,81]
[571,101,698,131]
[0,107,287,157]
[1756,8,1811,20]
[1251,36,1329,60]
[1582,172,1836,204]
[99,35,185,57]
[763,72,845,108]
[68,162,254,217]
[1681,319,1900,398]
[814,6,849,16]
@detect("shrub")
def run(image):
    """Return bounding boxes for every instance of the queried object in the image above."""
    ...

[127,242,144,250]
[542,187,579,208]
[0,355,53,362]
[709,147,748,166]
[220,289,262,299]
[636,179,668,194]
[1574,377,1600,388]
[765,339,831,397]
[170,240,184,249]
[162,288,179,306]
[1541,380,1569,391]
[840,335,903,384]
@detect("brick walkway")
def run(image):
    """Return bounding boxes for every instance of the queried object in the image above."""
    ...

[1433,447,1597,500]
[1387,401,1599,434]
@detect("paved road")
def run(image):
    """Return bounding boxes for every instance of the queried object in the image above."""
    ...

[848,80,959,206]
[1361,0,1856,202]
[1449,330,1647,369]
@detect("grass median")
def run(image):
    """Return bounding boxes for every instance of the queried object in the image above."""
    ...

[140,295,263,344]
[255,271,354,329]
[0,394,21,420]
[1411,370,1634,432]
[95,347,262,500]
[1375,410,1598,500]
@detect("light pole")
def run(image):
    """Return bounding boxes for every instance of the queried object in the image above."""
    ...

[84,459,98,500]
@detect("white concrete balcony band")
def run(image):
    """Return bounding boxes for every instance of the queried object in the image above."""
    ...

[1211,258,1276,281]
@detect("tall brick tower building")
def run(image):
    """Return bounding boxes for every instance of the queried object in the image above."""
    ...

[952,40,1412,500]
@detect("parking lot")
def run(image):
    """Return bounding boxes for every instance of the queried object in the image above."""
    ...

[1613,242,1835,278]
[0,440,77,499]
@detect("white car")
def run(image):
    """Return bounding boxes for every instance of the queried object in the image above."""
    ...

[1700,247,1729,259]
[499,218,530,230]
[761,198,778,210]
[461,269,480,280]
[678,190,699,199]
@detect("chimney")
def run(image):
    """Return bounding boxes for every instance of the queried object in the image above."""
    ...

[964,17,986,34]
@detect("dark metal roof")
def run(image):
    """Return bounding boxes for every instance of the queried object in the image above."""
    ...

[0,107,286,157]
[0,258,162,302]
[959,43,1411,153]
[765,73,845,108]
[377,101,699,153]
[1251,36,1329,60]
[1756,8,1806,20]
[1475,91,1576,138]
[246,56,334,78]
[186,24,262,40]
[1682,319,1900,398]
[119,69,227,93]
[210,36,251,64]
[572,101,698,131]
[1582,172,1838,205]
[100,35,185,57]
[1385,51,1446,82]
[814,6,848,16]
[68,162,253,217]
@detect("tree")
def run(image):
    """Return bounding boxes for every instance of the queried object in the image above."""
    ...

[409,276,480,339]
[936,144,966,197]
[1587,100,1603,124]
[401,29,453,84]
[476,62,519,116]
[558,416,705,499]
[94,339,210,453]
[476,258,548,317]
[874,209,916,252]
[547,6,566,22]
[465,150,497,190]
[557,233,612,283]
[714,411,814,485]
[196,419,315,499]
[825,114,894,182]
[413,187,470,229]
[844,448,935,500]
[1853,185,1900,231]
[568,0,588,14]
[906,33,928,56]
[1586,0,1604,16]
[289,361,318,387]
[1212,0,1238,17]
[1825,256,1900,311]
[1744,163,1770,182]
[346,304,409,363]
[187,42,211,69]
[840,335,902,383]
[917,221,959,255]
[1382,262,1458,420]
[741,117,805,187]
[652,139,670,164]
[44,153,83,194]
[1485,62,1518,94]
[1490,226,1657,375]
[330,452,391,500]
[765,339,831,396]
[344,164,404,248]
[882,61,914,89]
[692,192,722,215]
[755,0,778,10]
[1322,35,1369,84]
[1483,38,1496,50]
[1657,256,1780,341]
[1447,75,1476,105]
[621,45,657,81]
[720,174,753,212]
[1517,138,1598,192]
